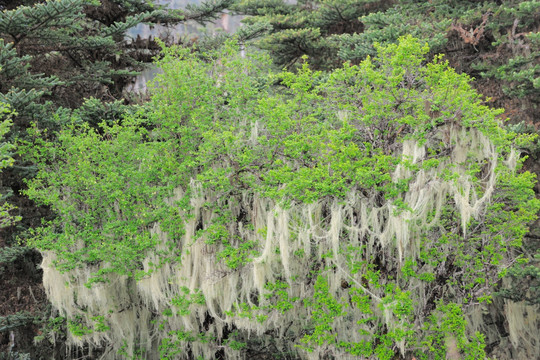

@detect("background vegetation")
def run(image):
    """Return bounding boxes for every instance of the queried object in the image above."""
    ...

[0,0,538,359]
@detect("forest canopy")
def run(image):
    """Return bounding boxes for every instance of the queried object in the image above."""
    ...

[21,36,540,359]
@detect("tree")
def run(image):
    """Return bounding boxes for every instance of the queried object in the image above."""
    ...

[233,0,390,69]
[0,0,234,128]
[23,37,539,359]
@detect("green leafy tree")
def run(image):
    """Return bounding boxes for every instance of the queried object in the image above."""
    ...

[0,0,235,256]
[0,0,233,248]
[23,37,539,359]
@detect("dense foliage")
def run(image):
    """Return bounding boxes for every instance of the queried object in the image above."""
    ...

[23,37,539,359]
[234,0,540,122]
[0,1,538,359]
[0,0,234,226]
[0,99,17,229]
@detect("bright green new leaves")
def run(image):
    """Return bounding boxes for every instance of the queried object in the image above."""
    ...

[0,101,14,172]
[420,303,487,360]
[23,119,184,280]
[302,276,347,348]
[0,99,19,229]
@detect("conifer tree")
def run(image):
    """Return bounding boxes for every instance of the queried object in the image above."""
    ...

[234,0,390,69]
[0,0,233,111]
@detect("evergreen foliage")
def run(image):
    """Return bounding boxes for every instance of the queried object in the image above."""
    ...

[23,38,539,359]
[0,0,234,112]
[234,0,390,69]
[471,1,540,99]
